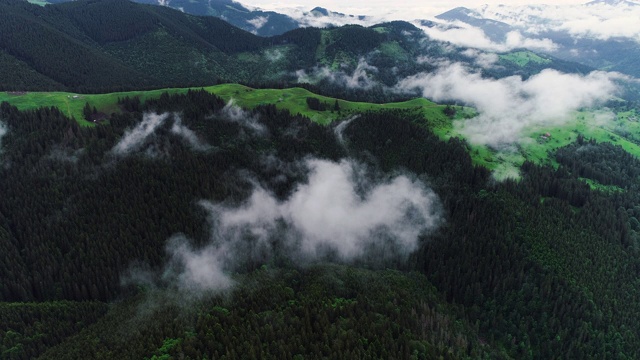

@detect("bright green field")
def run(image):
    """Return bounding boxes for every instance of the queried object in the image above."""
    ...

[2,85,639,180]
[465,109,640,180]
[26,0,49,5]
[499,51,551,67]
[0,84,449,127]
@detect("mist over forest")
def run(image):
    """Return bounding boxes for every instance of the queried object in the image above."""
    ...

[1,0,640,358]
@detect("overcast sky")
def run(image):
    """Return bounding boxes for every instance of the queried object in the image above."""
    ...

[238,0,588,20]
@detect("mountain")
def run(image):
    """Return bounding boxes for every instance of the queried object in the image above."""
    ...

[435,3,640,78]
[435,7,512,42]
[4,0,640,358]
[43,0,301,36]
[586,0,639,6]
[4,0,594,97]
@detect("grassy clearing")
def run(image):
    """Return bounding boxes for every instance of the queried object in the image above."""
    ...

[27,0,49,6]
[3,85,639,181]
[459,109,640,180]
[579,178,625,193]
[499,51,551,67]
[0,84,448,127]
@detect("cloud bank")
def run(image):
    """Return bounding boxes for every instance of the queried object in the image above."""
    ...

[397,63,625,145]
[220,100,267,135]
[296,58,379,89]
[128,158,441,295]
[477,2,640,43]
[417,22,558,52]
[111,112,210,156]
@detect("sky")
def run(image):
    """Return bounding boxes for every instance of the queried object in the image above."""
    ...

[238,0,587,20]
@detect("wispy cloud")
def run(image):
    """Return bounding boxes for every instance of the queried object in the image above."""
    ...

[297,58,379,89]
[417,21,558,52]
[171,116,211,151]
[476,2,640,43]
[220,100,267,135]
[111,113,169,156]
[111,112,211,157]
[247,15,269,30]
[396,62,625,145]
[125,158,442,295]
[0,122,7,163]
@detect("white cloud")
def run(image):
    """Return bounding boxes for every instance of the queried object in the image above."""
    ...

[126,158,441,295]
[264,48,284,62]
[208,158,441,259]
[461,49,500,68]
[0,122,7,163]
[476,2,640,43]
[111,112,210,156]
[170,116,211,151]
[220,100,267,135]
[297,58,379,89]
[238,1,585,23]
[416,21,558,52]
[162,235,234,293]
[396,63,625,145]
[112,113,169,156]
[247,15,269,30]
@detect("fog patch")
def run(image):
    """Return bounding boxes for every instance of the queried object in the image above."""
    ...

[461,49,500,69]
[47,147,84,164]
[247,16,269,30]
[417,20,557,52]
[171,116,211,151]
[264,49,284,62]
[476,2,640,43]
[111,113,168,156]
[221,100,267,135]
[296,58,379,90]
[111,112,210,157]
[0,122,7,154]
[125,158,441,296]
[396,63,624,146]
[334,115,359,146]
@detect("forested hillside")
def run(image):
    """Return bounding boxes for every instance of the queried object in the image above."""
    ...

[1,0,593,101]
[2,89,640,358]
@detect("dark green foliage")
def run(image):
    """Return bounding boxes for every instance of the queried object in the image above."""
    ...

[3,91,640,358]
[37,266,500,360]
[306,97,327,111]
[0,301,107,360]
[0,0,597,101]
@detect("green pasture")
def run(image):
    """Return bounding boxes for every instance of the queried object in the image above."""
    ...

[3,84,639,181]
[499,51,551,67]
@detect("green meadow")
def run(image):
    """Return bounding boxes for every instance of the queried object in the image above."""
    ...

[2,85,638,178]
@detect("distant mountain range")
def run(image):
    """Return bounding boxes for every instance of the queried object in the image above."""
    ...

[33,0,640,80]
[435,3,640,78]
[4,0,592,95]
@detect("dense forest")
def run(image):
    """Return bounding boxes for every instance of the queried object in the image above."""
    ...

[1,89,640,358]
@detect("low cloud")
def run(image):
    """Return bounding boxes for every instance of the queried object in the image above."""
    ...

[264,49,284,62]
[221,100,267,135]
[396,63,625,145]
[417,21,558,52]
[111,112,210,156]
[297,58,379,89]
[0,122,7,148]
[171,116,211,151]
[0,122,7,164]
[111,113,168,156]
[476,2,640,43]
[334,116,359,146]
[461,49,500,69]
[126,158,441,295]
[247,16,269,30]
